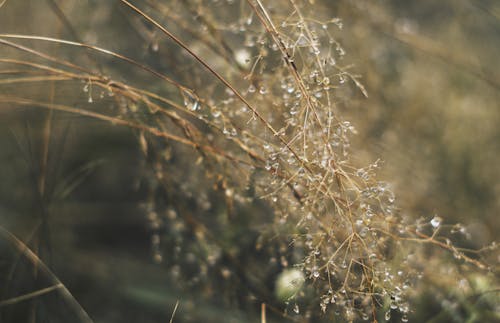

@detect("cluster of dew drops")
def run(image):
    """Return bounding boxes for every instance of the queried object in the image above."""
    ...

[75,0,489,321]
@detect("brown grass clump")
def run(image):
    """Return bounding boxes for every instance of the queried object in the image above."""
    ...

[0,0,497,322]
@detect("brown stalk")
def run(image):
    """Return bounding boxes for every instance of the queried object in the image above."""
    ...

[118,0,307,172]
[0,225,93,323]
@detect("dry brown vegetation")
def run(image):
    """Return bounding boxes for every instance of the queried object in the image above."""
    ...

[0,0,498,322]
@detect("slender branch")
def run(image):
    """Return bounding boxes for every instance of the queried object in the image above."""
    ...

[0,284,63,307]
[0,225,93,322]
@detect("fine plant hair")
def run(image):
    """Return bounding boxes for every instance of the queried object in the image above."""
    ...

[0,0,497,322]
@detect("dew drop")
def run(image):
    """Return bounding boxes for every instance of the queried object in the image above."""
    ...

[182,89,199,111]
[430,216,442,228]
[153,253,163,264]
[336,45,345,56]
[296,34,308,47]
[385,310,391,321]
[293,303,300,314]
[211,109,221,118]
[151,42,159,52]
[167,208,177,219]
[235,49,251,67]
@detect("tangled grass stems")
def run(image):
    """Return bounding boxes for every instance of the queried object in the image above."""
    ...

[0,0,496,321]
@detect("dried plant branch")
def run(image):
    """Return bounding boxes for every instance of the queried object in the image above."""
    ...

[0,225,93,323]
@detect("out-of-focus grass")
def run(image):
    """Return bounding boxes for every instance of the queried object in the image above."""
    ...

[337,0,500,244]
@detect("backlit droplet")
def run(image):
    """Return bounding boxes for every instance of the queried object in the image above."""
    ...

[151,42,159,52]
[235,49,251,68]
[182,89,199,111]
[312,266,320,278]
[211,109,221,118]
[293,303,299,314]
[385,310,391,321]
[430,216,442,228]
[297,34,308,46]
